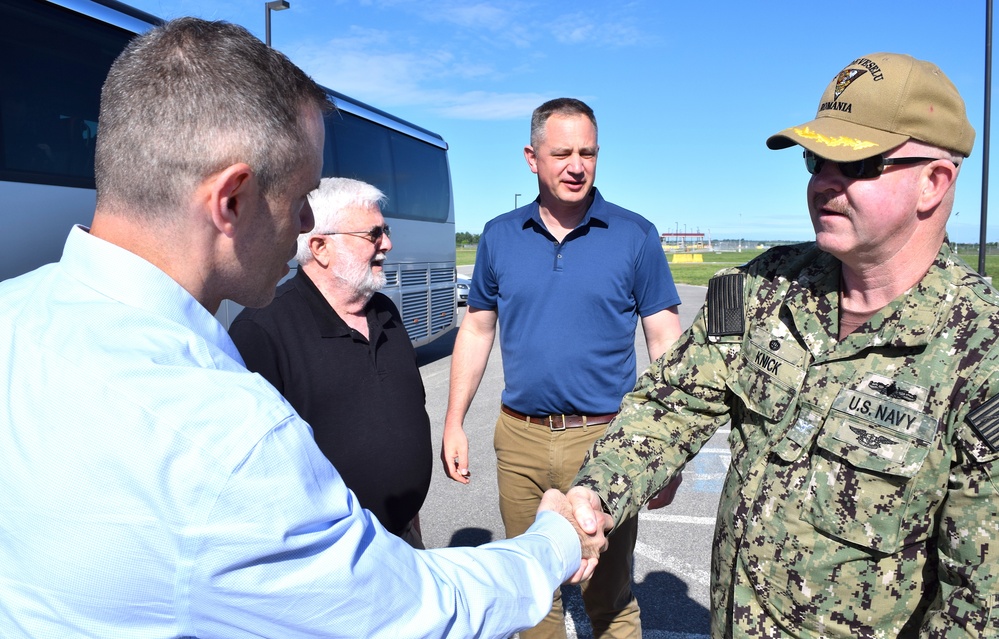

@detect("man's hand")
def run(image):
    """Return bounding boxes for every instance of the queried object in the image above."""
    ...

[440,422,471,484]
[440,307,496,484]
[538,487,613,584]
[647,473,683,510]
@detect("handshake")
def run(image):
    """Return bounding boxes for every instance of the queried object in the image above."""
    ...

[537,476,683,584]
[536,486,616,585]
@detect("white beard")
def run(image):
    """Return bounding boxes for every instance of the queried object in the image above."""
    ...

[337,251,386,300]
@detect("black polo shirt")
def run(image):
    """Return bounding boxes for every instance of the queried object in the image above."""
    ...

[228,269,432,535]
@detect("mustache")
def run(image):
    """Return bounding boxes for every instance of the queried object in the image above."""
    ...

[812,193,848,215]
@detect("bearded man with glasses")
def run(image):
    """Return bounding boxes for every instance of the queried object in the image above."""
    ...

[568,53,999,637]
[230,177,432,548]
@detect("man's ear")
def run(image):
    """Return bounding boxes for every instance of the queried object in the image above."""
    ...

[309,234,332,268]
[524,145,539,175]
[917,160,959,215]
[205,163,254,238]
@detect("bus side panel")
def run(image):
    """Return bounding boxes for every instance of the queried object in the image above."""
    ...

[0,0,136,281]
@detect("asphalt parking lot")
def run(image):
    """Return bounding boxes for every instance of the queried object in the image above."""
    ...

[415,278,718,639]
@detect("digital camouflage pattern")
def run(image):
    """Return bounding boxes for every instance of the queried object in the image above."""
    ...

[575,242,999,638]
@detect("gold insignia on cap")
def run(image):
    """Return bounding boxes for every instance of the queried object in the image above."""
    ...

[793,126,879,151]
[834,68,867,101]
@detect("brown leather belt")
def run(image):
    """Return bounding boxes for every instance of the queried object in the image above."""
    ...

[501,405,617,431]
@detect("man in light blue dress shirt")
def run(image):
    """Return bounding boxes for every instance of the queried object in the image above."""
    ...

[0,17,610,639]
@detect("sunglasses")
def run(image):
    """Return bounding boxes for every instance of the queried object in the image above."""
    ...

[803,149,956,180]
[321,225,391,243]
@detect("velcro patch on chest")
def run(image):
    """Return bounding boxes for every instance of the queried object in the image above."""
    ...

[707,273,745,337]
[966,394,999,453]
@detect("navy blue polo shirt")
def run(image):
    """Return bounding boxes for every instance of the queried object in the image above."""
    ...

[468,188,680,415]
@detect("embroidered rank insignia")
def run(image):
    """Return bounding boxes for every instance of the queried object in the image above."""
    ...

[967,394,999,453]
[707,273,745,337]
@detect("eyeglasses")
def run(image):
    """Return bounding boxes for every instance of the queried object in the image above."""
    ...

[320,225,391,243]
[803,149,957,180]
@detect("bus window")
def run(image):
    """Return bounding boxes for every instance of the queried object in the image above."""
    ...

[324,110,452,223]
[389,130,450,223]
[0,1,130,189]
[324,110,397,209]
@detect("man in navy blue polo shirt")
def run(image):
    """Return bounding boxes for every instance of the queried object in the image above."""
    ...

[441,97,683,639]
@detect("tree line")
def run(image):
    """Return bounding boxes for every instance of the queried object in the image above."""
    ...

[456,232,480,246]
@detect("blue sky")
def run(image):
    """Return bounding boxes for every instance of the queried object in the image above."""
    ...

[126,0,994,243]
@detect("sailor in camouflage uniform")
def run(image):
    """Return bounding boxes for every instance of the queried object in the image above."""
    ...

[571,53,999,638]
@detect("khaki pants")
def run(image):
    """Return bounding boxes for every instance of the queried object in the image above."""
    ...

[494,409,641,639]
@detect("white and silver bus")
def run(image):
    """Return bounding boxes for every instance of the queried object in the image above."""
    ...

[0,0,457,346]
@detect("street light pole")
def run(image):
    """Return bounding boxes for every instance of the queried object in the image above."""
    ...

[265,0,290,47]
[980,0,992,275]
[515,193,521,209]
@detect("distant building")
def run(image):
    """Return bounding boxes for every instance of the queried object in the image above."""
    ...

[660,231,710,253]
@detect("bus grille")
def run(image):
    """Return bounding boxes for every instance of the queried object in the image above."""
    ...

[394,262,457,345]
[430,267,453,283]
[401,270,428,287]
[430,287,455,332]
[401,290,430,341]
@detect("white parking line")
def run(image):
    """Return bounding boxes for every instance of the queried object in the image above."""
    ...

[639,513,716,525]
[633,540,712,586]
[698,447,729,455]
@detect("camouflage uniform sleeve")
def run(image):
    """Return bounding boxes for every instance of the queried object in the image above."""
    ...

[573,275,742,525]
[921,376,999,637]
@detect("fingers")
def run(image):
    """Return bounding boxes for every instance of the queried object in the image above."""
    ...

[442,456,470,483]
[453,459,471,483]
[565,557,599,585]
[539,488,610,564]
[439,429,471,484]
[646,473,683,510]
[537,489,614,584]
[565,486,603,536]
[443,450,470,483]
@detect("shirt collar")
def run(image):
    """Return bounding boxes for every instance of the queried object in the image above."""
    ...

[520,187,608,233]
[60,225,245,365]
[294,269,351,337]
[293,269,391,340]
[789,241,972,355]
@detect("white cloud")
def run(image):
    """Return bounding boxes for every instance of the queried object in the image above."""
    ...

[292,1,658,120]
[552,13,654,47]
[435,91,552,120]
[438,3,511,30]
[299,41,548,120]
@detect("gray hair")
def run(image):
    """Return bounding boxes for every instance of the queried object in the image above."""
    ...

[529,98,597,148]
[95,17,331,217]
[296,177,387,264]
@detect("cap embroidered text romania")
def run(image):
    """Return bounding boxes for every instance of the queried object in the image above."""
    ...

[767,53,975,161]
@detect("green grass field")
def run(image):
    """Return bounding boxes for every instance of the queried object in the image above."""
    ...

[458,246,998,288]
[956,250,999,281]
[663,250,765,287]
[456,247,477,267]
